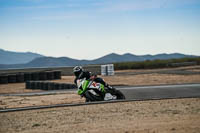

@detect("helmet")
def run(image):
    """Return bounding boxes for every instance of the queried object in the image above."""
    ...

[73,66,83,77]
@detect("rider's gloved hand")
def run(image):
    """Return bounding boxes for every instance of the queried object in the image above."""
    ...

[90,75,97,80]
[80,93,84,98]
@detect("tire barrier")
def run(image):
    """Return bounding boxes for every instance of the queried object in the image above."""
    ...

[54,83,61,90]
[26,81,31,89]
[16,73,24,83]
[44,82,49,90]
[31,72,40,81]
[54,71,61,79]
[8,74,17,83]
[0,71,62,84]
[25,81,76,90]
[36,81,42,89]
[47,82,54,90]
[39,72,47,80]
[0,75,8,84]
[46,71,54,80]
[30,81,37,89]
[24,73,32,82]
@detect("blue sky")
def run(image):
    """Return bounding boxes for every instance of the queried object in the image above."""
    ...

[0,0,200,59]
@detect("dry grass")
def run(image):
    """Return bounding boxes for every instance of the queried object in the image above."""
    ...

[0,83,41,94]
[115,65,200,73]
[103,74,200,86]
[0,98,200,133]
[0,92,84,109]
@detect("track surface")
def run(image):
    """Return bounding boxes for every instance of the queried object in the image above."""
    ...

[1,83,200,113]
[120,83,200,100]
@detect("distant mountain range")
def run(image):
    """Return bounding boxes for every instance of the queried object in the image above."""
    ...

[0,49,44,64]
[0,49,197,69]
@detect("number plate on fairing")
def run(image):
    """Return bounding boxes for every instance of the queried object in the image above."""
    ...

[90,82,101,89]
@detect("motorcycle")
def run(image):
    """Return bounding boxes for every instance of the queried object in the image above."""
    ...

[77,78,125,102]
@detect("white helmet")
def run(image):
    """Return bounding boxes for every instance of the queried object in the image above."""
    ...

[73,66,83,77]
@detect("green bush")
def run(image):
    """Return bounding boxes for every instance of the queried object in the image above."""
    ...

[114,57,200,70]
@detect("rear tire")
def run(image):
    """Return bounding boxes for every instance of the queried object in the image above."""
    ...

[114,90,125,100]
[106,88,125,100]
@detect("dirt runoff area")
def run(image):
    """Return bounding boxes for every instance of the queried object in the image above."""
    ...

[0,98,200,133]
[0,92,85,109]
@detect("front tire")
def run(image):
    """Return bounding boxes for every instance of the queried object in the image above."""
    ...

[84,90,104,102]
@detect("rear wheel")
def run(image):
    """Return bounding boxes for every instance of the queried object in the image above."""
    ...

[114,90,125,99]
[106,88,125,100]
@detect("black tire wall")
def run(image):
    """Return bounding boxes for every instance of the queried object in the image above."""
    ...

[25,81,76,90]
[0,71,62,84]
[0,75,8,84]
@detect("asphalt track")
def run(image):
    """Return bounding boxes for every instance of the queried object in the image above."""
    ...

[119,83,200,100]
[1,83,200,113]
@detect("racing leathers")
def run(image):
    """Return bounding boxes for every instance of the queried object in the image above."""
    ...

[74,71,112,95]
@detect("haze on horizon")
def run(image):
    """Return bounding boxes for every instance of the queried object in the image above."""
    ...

[0,0,200,60]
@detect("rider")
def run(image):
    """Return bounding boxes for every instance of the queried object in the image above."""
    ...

[73,66,113,90]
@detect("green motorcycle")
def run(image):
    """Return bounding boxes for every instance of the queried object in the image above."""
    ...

[77,78,125,102]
